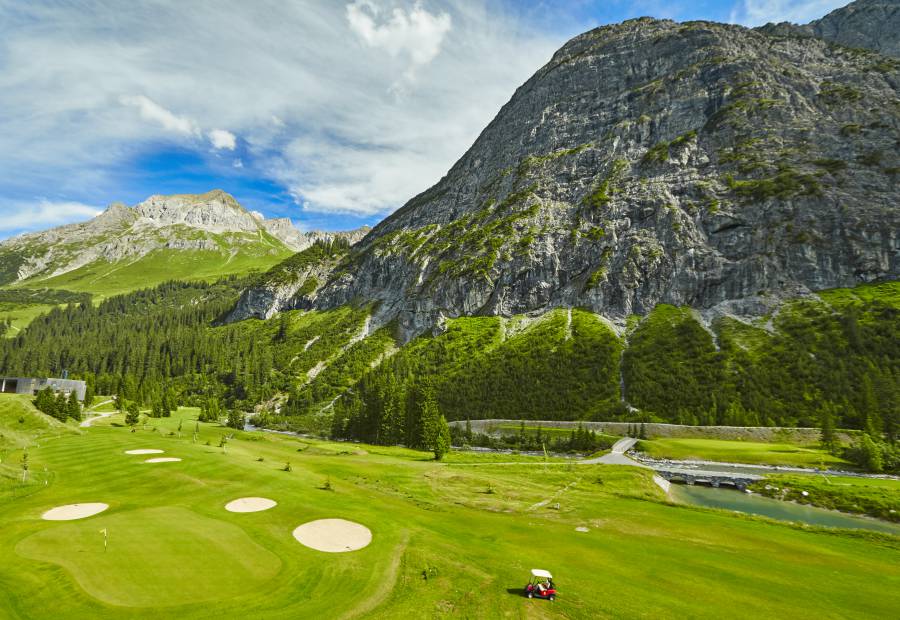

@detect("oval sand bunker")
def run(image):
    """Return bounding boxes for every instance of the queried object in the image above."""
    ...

[144,457,182,463]
[42,503,109,521]
[292,518,372,552]
[225,497,277,513]
[125,449,164,455]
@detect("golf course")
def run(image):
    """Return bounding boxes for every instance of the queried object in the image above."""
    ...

[0,395,898,619]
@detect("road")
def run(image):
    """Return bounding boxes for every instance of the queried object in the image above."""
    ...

[581,437,644,466]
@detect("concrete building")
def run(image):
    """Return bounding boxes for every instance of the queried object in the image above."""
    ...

[0,377,87,402]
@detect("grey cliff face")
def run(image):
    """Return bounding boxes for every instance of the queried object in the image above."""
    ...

[246,16,899,340]
[759,0,900,58]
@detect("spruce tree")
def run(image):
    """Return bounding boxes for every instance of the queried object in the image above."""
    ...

[53,392,68,422]
[125,403,140,427]
[66,392,81,421]
[820,407,838,453]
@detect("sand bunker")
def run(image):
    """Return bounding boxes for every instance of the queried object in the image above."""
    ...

[225,497,277,513]
[292,518,372,552]
[144,457,182,463]
[42,503,109,521]
[125,449,164,455]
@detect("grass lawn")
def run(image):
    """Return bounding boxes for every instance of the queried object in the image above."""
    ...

[0,398,898,618]
[636,437,850,468]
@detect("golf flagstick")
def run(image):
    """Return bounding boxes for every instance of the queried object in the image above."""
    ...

[100,528,108,551]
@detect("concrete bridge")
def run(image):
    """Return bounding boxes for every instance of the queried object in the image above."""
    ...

[654,467,762,491]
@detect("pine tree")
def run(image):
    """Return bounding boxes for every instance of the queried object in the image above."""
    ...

[66,392,82,421]
[419,388,450,460]
[125,403,140,426]
[53,392,68,422]
[820,406,838,453]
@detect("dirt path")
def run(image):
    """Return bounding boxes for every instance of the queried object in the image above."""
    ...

[80,400,115,428]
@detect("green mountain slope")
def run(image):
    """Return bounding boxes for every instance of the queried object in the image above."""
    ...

[1,278,896,447]
[0,191,367,333]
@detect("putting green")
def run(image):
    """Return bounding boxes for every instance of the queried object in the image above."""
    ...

[16,506,281,607]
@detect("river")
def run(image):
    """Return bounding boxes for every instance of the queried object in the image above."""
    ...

[670,484,900,536]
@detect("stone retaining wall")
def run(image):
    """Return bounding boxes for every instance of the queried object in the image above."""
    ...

[450,419,856,444]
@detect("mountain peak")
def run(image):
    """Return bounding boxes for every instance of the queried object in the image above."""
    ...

[757,0,900,58]
[134,190,258,233]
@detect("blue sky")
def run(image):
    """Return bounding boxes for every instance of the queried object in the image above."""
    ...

[0,0,848,238]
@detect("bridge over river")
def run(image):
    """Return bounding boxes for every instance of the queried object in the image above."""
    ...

[653,467,762,491]
[583,438,762,490]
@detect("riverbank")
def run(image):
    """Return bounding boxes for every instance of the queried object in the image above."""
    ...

[749,474,900,523]
[670,484,900,536]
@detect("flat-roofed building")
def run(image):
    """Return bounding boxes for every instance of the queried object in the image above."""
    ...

[0,377,87,402]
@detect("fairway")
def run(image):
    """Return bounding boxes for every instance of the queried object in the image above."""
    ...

[636,437,849,467]
[1,402,899,618]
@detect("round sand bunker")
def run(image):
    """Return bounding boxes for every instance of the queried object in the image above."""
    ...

[292,518,372,553]
[144,457,182,463]
[225,497,277,513]
[125,449,164,455]
[42,503,109,521]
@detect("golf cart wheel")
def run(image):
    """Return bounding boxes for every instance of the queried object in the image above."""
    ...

[527,592,533,599]
[549,595,555,601]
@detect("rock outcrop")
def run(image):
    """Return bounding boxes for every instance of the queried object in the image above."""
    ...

[0,190,368,285]
[230,12,900,340]
[758,0,900,59]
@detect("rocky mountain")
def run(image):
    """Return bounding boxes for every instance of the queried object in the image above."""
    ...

[230,13,900,340]
[758,0,900,58]
[0,190,368,289]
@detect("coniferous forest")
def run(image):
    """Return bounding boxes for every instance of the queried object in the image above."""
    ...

[1,278,897,457]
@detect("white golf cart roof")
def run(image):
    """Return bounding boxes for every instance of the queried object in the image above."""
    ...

[531,569,552,579]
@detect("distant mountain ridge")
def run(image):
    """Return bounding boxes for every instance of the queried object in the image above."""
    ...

[0,190,368,288]
[757,0,900,58]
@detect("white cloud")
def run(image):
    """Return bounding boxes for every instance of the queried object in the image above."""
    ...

[208,128,237,150]
[346,1,452,66]
[232,159,244,168]
[1,200,102,233]
[0,1,559,228]
[729,0,847,26]
[119,95,200,136]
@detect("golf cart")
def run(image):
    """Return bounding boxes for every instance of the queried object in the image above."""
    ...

[524,568,557,601]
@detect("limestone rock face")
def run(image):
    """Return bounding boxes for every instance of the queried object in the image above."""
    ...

[0,190,367,284]
[759,0,900,59]
[238,14,899,340]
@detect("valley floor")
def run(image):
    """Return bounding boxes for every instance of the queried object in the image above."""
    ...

[1,403,899,618]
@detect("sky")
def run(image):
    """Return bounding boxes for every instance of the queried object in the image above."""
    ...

[0,0,850,238]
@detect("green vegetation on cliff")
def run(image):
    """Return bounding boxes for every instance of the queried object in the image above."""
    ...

[0,277,896,456]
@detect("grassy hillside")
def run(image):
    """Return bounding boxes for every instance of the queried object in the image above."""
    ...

[0,233,293,333]
[28,244,291,299]
[0,411,898,617]
[0,394,78,499]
